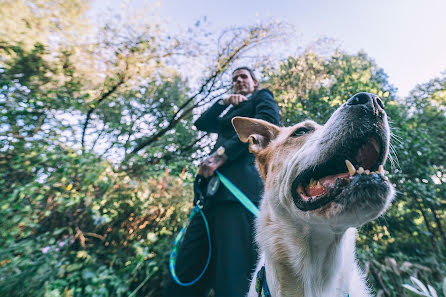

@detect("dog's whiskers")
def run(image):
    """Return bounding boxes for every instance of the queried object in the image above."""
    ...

[388,143,400,171]
[390,133,403,144]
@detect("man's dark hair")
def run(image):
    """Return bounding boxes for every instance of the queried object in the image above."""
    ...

[232,66,259,90]
[232,66,258,82]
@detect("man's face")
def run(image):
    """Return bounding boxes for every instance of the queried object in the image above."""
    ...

[232,69,258,95]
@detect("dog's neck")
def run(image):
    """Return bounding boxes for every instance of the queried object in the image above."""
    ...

[257,197,364,297]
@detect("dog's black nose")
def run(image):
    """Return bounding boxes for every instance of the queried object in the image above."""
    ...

[346,92,385,111]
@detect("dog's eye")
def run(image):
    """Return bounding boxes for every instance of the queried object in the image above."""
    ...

[290,127,312,138]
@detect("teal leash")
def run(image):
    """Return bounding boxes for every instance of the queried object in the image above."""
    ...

[169,172,259,286]
[215,171,259,217]
[169,200,211,286]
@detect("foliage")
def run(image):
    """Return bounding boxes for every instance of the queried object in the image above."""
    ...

[264,49,396,125]
[0,147,193,296]
[0,2,445,297]
[0,0,91,50]
[402,276,442,297]
[0,2,289,296]
[356,74,446,296]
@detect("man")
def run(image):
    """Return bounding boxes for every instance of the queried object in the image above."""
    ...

[164,67,281,297]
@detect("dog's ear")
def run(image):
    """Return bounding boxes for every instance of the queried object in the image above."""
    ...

[232,117,280,154]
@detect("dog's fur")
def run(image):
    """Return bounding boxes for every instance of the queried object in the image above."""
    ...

[232,93,395,297]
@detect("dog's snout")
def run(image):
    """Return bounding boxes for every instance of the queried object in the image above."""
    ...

[346,92,385,114]
[347,92,371,106]
[375,97,385,110]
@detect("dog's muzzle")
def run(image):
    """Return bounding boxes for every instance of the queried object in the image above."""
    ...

[291,92,391,211]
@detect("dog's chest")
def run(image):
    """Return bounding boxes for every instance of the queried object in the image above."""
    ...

[255,204,362,297]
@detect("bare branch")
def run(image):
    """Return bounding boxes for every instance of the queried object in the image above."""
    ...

[143,133,208,166]
[124,22,286,158]
[81,74,126,152]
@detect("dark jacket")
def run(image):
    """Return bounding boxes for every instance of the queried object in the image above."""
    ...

[194,88,281,204]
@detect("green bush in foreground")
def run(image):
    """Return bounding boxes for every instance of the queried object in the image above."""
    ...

[0,149,193,297]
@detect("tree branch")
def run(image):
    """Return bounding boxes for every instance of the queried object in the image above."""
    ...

[124,23,283,158]
[144,133,208,166]
[81,74,126,152]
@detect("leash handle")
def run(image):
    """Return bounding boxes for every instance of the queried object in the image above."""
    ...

[169,204,211,286]
[169,172,258,286]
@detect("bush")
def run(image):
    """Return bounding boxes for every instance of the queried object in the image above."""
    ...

[0,149,194,297]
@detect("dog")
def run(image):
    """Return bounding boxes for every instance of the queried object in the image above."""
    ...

[232,92,395,297]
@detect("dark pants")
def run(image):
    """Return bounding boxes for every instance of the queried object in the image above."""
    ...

[164,202,258,297]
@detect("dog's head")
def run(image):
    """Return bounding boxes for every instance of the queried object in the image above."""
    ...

[233,92,394,229]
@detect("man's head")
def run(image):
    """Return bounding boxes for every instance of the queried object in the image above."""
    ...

[232,67,258,95]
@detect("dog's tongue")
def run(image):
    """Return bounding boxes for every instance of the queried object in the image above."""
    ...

[305,172,350,197]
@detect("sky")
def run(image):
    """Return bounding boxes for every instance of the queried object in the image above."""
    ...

[93,0,446,98]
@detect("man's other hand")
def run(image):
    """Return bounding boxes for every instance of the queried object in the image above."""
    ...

[198,153,227,178]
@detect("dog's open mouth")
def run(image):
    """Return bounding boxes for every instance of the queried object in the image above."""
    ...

[292,136,388,211]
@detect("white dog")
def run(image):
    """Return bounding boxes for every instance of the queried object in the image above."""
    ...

[232,92,395,297]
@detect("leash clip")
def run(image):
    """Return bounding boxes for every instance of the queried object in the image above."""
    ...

[196,199,204,209]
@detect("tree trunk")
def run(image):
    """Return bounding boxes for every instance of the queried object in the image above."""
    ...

[415,198,437,251]
[431,207,446,248]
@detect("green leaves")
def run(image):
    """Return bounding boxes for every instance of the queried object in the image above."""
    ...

[0,2,444,295]
[265,49,396,125]
[403,276,439,297]
[0,146,194,296]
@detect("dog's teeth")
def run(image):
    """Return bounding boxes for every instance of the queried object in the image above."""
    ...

[345,160,356,176]
[357,167,364,174]
[316,181,322,188]
[378,165,385,175]
[309,178,315,186]
[365,170,370,175]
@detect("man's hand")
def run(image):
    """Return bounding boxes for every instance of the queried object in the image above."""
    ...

[223,94,248,106]
[198,152,227,178]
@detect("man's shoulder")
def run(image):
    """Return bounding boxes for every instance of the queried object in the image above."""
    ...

[250,88,273,101]
[254,88,273,97]
[251,88,275,102]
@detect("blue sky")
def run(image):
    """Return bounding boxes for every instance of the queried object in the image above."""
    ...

[93,0,446,98]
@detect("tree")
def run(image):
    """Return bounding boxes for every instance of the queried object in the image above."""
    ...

[0,0,91,50]
[0,3,291,296]
[264,48,396,125]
